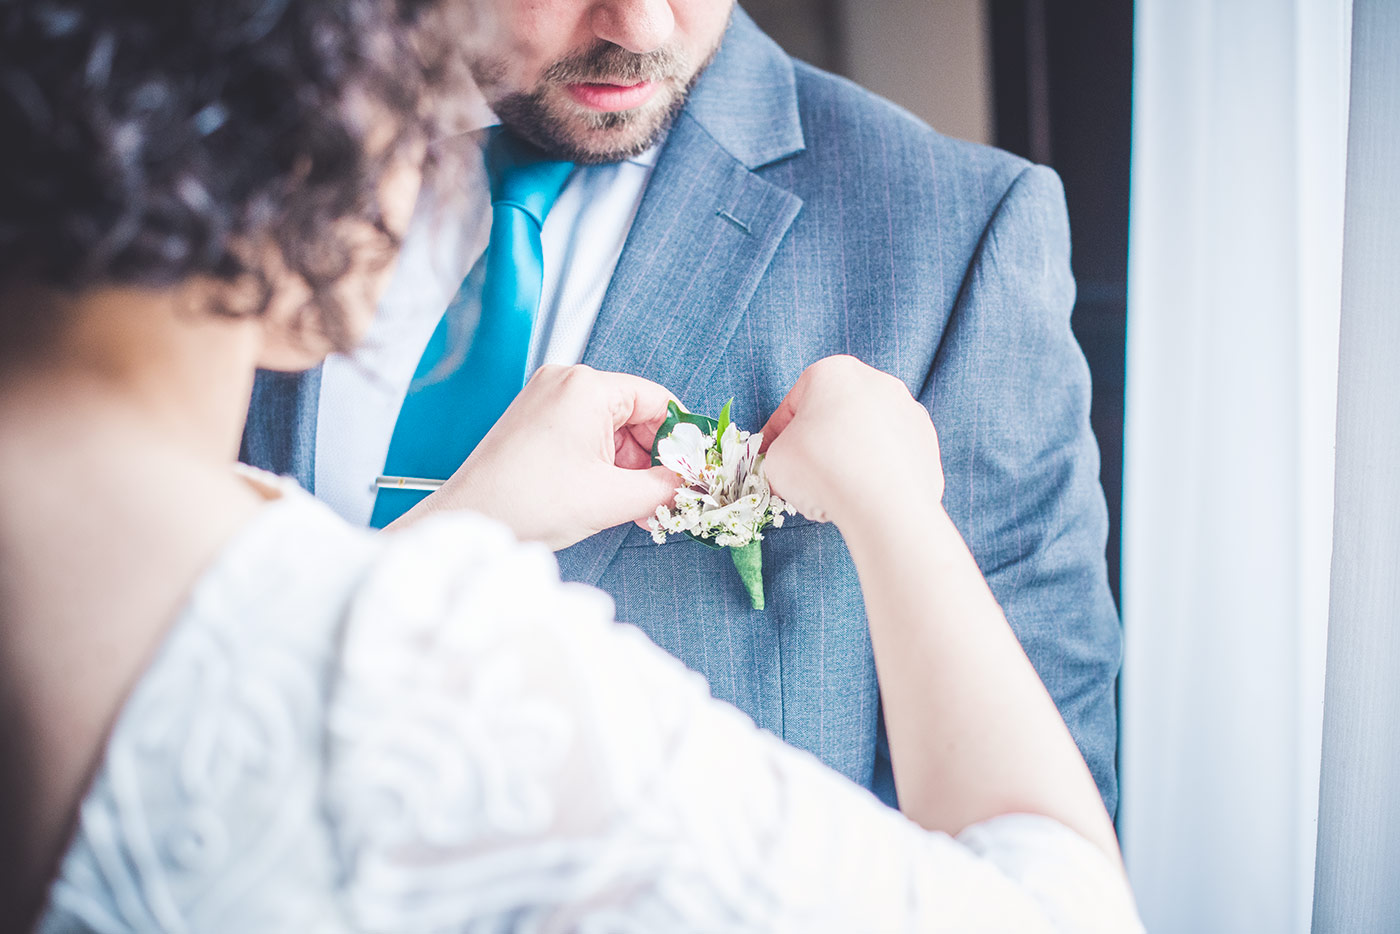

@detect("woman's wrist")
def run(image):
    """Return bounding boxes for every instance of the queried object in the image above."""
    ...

[833,487,958,561]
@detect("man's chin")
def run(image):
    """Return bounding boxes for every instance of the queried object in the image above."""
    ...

[491,80,692,164]
[558,123,670,165]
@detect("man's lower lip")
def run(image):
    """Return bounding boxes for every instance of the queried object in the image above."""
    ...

[564,81,659,111]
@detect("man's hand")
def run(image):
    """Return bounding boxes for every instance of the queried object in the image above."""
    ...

[390,365,679,550]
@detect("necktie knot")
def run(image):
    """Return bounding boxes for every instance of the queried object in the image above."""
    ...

[485,129,575,228]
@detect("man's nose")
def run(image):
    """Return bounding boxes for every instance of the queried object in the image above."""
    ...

[589,0,676,54]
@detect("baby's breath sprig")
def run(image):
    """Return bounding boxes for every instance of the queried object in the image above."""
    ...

[648,400,795,610]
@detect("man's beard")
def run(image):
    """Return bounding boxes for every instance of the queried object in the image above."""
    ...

[477,35,723,165]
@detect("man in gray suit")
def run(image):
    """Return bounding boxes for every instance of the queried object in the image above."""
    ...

[242,2,1122,814]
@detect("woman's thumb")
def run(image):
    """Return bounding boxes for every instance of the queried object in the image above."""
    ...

[597,464,678,528]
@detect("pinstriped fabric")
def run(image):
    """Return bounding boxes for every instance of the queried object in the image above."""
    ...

[561,14,1120,813]
[242,10,1122,814]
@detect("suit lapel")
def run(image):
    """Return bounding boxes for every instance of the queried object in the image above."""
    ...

[579,115,803,397]
[556,11,806,586]
[243,12,807,585]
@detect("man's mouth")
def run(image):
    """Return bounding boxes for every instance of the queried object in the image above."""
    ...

[563,80,660,112]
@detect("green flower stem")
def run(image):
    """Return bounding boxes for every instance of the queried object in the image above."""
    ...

[730,541,765,610]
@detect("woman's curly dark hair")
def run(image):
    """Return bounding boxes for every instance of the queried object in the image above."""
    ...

[0,0,477,350]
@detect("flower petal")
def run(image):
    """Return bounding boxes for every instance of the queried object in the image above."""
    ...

[657,422,711,482]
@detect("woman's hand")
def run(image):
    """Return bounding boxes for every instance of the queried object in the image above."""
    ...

[762,357,1124,869]
[391,365,679,550]
[760,355,945,530]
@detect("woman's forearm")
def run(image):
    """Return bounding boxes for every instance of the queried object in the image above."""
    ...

[839,497,1123,866]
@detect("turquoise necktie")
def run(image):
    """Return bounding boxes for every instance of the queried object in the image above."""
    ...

[369,131,574,528]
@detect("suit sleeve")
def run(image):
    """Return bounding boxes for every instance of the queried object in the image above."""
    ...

[921,163,1121,816]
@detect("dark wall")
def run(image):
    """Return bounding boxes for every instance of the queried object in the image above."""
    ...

[742,0,845,73]
[990,0,1132,604]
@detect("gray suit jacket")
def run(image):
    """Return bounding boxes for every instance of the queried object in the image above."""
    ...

[242,10,1122,815]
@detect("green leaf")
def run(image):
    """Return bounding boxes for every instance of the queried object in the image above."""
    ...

[651,399,719,466]
[716,398,733,443]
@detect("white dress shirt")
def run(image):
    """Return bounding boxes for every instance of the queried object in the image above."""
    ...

[315,129,660,527]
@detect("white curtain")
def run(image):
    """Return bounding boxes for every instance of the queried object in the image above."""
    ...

[1312,0,1400,927]
[1119,2,1352,931]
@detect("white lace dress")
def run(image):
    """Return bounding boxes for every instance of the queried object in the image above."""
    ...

[39,480,1141,933]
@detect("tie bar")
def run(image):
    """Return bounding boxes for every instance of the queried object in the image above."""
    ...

[374,475,446,492]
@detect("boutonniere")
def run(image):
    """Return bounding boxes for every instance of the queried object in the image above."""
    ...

[648,399,796,610]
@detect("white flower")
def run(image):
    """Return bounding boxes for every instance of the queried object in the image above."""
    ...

[656,423,711,486]
[651,418,791,548]
[648,506,673,544]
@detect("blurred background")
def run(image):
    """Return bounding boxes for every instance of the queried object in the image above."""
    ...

[742,2,1400,933]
